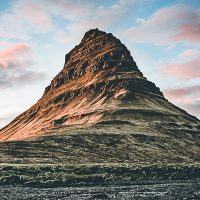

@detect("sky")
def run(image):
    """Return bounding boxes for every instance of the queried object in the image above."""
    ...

[0,0,200,127]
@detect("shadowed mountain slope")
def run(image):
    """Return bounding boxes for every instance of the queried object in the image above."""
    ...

[0,27,199,160]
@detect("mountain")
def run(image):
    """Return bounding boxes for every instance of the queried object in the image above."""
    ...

[0,28,199,142]
[0,29,199,168]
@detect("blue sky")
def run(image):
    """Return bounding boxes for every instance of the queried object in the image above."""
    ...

[0,0,200,127]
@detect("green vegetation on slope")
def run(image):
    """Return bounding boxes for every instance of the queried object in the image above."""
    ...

[0,124,199,164]
[0,163,200,187]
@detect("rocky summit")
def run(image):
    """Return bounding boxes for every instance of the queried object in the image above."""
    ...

[0,29,199,165]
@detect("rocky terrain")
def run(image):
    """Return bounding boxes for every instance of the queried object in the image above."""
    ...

[1,180,200,200]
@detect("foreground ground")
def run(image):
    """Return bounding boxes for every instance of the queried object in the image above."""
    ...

[0,163,199,186]
[0,163,199,199]
[0,180,200,200]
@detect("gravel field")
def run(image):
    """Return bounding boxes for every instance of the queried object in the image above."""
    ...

[0,181,199,200]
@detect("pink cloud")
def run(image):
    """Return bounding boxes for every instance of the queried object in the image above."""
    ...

[164,85,200,100]
[164,85,200,118]
[164,58,200,80]
[0,44,45,88]
[0,0,140,41]
[0,44,30,58]
[178,49,200,59]
[163,49,200,80]
[0,0,54,40]
[15,1,54,33]
[160,49,200,117]
[47,0,136,21]
[124,5,200,45]
[184,101,200,117]
[54,0,138,44]
[0,44,31,69]
[172,24,200,43]
[45,0,93,20]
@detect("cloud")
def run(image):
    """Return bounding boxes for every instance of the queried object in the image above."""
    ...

[164,85,200,100]
[123,5,200,45]
[164,85,200,117]
[163,49,200,80]
[45,0,94,20]
[184,101,200,118]
[53,0,139,44]
[178,49,200,60]
[160,49,200,118]
[0,0,54,40]
[47,0,136,21]
[0,43,31,69]
[0,67,45,89]
[15,0,54,33]
[0,44,45,88]
[0,0,139,41]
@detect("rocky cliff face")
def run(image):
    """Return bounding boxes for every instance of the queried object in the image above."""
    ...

[0,28,199,141]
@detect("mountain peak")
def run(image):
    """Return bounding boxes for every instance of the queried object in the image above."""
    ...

[81,28,116,43]
[52,28,145,95]
[82,28,105,39]
[81,28,119,47]
[0,29,199,141]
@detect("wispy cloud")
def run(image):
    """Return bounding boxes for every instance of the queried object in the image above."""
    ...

[0,44,45,88]
[53,0,139,44]
[15,0,54,33]
[164,59,200,80]
[123,5,200,45]
[0,43,31,69]
[164,85,200,100]
[163,49,200,80]
[164,85,200,117]
[0,0,139,42]
[0,0,54,40]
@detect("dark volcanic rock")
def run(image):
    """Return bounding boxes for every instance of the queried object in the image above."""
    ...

[0,28,199,141]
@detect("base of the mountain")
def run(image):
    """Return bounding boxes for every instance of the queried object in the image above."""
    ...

[0,163,199,187]
[0,123,199,187]
[1,123,199,164]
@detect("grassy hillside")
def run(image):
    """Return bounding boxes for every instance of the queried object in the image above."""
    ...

[0,124,199,164]
[1,163,200,187]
